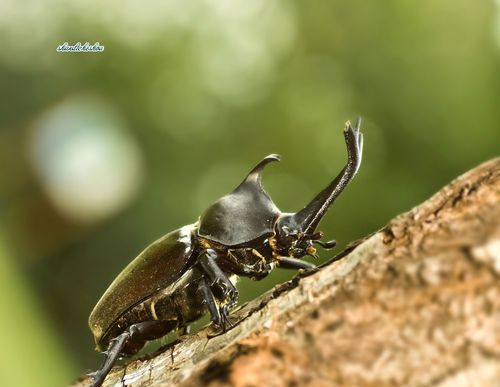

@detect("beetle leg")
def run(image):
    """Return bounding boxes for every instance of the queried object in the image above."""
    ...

[198,250,239,331]
[314,239,337,249]
[197,278,222,326]
[198,249,239,309]
[90,320,176,387]
[220,304,235,331]
[89,330,129,387]
[277,256,317,271]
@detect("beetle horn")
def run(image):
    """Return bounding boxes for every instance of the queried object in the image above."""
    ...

[292,118,363,234]
[238,154,281,189]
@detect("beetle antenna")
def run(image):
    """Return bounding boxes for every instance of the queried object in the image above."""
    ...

[292,118,363,234]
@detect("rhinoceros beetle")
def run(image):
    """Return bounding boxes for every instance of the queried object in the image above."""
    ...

[88,118,363,387]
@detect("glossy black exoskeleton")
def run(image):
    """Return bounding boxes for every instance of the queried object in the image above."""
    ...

[88,119,363,387]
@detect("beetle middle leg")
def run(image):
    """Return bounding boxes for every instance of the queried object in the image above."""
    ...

[197,249,239,330]
[197,277,222,326]
[90,320,175,387]
[198,249,239,305]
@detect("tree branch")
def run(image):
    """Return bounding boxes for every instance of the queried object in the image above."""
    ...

[76,157,500,387]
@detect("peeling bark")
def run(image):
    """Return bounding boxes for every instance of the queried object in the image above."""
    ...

[76,158,500,387]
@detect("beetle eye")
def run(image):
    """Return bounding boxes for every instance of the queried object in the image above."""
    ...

[288,247,305,257]
[276,226,299,247]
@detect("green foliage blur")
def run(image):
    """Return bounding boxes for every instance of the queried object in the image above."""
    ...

[0,1,498,386]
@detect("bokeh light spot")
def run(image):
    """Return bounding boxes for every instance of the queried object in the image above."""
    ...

[28,96,144,224]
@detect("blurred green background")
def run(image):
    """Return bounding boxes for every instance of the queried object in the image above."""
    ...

[0,1,499,386]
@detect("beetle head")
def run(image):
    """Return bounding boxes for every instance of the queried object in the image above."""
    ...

[273,214,330,259]
[272,118,363,259]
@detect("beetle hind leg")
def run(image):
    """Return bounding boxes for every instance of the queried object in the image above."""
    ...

[90,320,176,387]
[89,331,129,387]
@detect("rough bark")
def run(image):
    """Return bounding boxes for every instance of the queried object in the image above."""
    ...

[76,157,500,387]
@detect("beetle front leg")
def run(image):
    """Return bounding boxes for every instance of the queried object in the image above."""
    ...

[277,256,317,271]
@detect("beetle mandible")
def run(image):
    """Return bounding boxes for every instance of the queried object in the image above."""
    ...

[88,118,363,387]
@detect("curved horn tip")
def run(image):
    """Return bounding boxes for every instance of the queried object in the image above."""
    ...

[354,116,362,129]
[343,117,362,132]
[264,154,281,162]
[243,153,281,183]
